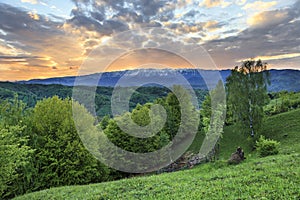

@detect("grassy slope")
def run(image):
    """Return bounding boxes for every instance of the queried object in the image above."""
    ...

[261,108,300,154]
[15,110,300,200]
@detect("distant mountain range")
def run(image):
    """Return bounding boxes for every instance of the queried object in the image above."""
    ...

[18,69,300,92]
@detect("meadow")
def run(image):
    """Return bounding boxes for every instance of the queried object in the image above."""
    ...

[14,109,300,200]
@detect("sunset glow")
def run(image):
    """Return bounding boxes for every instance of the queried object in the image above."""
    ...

[0,0,300,81]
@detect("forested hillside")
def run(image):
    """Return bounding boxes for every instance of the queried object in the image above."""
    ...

[0,82,208,117]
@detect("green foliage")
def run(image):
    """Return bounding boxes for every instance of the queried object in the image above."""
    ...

[200,94,211,133]
[4,78,300,199]
[165,85,199,140]
[14,153,300,200]
[0,82,208,117]
[131,104,151,126]
[0,84,206,197]
[260,108,300,154]
[226,60,270,137]
[104,106,165,153]
[102,105,169,175]
[0,126,33,199]
[102,86,200,173]
[99,115,110,130]
[0,95,26,127]
[26,96,110,190]
[199,80,226,158]
[200,80,226,134]
[104,86,199,154]
[0,98,34,199]
[265,91,300,115]
[164,90,181,138]
[256,136,280,157]
[13,101,300,200]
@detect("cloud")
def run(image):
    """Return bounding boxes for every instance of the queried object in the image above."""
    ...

[243,1,277,11]
[1,0,300,81]
[184,9,199,18]
[243,1,281,28]
[200,0,231,8]
[176,0,193,8]
[238,53,300,62]
[204,20,224,31]
[68,0,174,34]
[247,9,290,28]
[204,0,300,69]
[21,0,38,4]
[28,11,40,20]
[164,19,225,39]
[235,0,247,6]
[0,3,84,80]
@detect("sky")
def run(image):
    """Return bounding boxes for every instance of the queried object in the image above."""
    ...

[0,0,300,81]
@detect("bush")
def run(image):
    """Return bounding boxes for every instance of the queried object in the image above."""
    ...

[256,135,280,157]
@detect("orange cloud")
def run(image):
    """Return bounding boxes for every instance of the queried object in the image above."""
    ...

[200,0,231,8]
[204,20,221,31]
[0,63,78,81]
[237,53,300,62]
[107,49,194,72]
[28,11,40,20]
[247,10,289,28]
[243,1,277,11]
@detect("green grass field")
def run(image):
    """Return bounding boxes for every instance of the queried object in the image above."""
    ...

[14,109,300,200]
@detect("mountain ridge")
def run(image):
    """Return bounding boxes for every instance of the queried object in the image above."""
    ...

[17,69,300,92]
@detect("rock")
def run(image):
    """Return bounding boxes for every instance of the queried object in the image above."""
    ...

[228,152,243,164]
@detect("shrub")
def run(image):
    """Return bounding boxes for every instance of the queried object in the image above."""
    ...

[256,135,280,157]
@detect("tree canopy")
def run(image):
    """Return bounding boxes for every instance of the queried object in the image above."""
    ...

[226,60,270,137]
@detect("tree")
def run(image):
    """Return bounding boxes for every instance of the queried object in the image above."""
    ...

[163,85,199,140]
[226,60,270,137]
[103,86,199,172]
[0,95,26,128]
[0,97,34,199]
[0,126,33,199]
[200,80,226,158]
[27,96,110,190]
[201,80,226,135]
[104,103,164,154]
